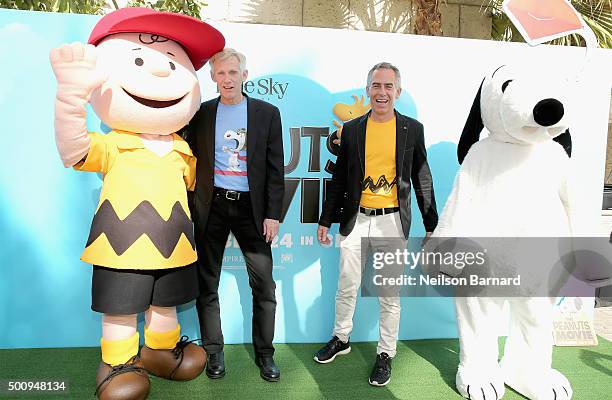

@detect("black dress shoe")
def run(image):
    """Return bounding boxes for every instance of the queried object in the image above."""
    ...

[255,355,280,382]
[205,351,226,379]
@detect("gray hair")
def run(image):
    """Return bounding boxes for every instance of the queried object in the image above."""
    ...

[366,62,401,89]
[209,48,247,75]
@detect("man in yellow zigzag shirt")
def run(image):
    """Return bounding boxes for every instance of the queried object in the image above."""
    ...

[316,62,438,387]
[50,8,225,400]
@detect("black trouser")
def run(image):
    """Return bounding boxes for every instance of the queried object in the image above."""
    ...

[195,189,276,356]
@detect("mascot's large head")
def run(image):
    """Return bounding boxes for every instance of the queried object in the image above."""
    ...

[457,64,573,164]
[87,7,224,135]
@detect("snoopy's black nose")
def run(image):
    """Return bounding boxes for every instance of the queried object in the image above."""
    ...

[533,98,564,127]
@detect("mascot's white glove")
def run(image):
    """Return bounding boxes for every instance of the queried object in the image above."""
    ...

[50,42,107,167]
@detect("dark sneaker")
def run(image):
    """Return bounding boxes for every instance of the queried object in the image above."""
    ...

[313,336,351,364]
[369,352,392,386]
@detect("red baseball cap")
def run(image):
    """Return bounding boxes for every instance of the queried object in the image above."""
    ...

[88,7,225,70]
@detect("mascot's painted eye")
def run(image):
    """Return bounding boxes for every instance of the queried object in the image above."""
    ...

[135,57,144,66]
[501,79,513,93]
[169,61,176,70]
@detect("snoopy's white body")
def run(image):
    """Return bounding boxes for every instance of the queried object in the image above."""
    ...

[227,152,240,171]
[438,137,572,238]
[434,66,575,400]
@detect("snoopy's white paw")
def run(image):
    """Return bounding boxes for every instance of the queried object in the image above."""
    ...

[456,365,505,400]
[504,367,572,399]
[548,369,572,400]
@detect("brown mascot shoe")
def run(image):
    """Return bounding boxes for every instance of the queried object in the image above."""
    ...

[140,336,206,381]
[95,356,150,400]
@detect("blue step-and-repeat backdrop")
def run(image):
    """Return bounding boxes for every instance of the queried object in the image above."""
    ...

[0,9,610,349]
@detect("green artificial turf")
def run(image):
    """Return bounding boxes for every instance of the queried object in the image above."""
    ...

[0,338,610,399]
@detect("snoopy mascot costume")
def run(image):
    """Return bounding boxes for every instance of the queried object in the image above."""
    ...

[432,64,577,400]
[50,8,224,400]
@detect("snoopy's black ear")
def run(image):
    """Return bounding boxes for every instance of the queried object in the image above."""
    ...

[553,129,572,157]
[457,78,485,164]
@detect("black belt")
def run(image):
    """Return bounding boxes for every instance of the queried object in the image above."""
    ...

[359,206,399,216]
[214,187,249,201]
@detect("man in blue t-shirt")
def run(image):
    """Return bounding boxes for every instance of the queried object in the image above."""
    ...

[185,48,285,383]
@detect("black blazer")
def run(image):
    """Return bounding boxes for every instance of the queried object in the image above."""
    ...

[185,95,285,239]
[319,111,438,239]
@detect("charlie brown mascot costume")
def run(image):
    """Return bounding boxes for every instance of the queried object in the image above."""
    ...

[50,8,224,400]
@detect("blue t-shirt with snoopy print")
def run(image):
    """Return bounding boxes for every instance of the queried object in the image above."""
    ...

[214,98,249,191]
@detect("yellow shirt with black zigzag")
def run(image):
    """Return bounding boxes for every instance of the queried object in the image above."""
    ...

[74,130,197,270]
[361,117,399,209]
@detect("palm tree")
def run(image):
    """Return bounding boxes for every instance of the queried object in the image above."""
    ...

[485,0,612,48]
[413,0,443,36]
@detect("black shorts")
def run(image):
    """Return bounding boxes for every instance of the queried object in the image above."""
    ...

[91,264,199,314]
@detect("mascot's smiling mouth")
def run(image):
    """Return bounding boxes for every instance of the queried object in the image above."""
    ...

[122,88,186,108]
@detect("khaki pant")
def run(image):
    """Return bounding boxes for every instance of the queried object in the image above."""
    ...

[333,212,406,357]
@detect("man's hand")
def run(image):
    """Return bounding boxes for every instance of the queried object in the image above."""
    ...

[332,126,343,145]
[263,219,279,243]
[317,225,331,245]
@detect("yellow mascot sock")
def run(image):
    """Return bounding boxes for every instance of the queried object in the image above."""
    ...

[100,332,139,366]
[144,324,180,350]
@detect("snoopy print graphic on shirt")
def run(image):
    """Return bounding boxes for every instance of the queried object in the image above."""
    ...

[214,99,249,191]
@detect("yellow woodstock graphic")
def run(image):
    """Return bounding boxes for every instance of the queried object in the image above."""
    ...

[332,94,370,144]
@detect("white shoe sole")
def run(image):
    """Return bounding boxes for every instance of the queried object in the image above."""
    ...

[369,376,391,387]
[313,347,351,364]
